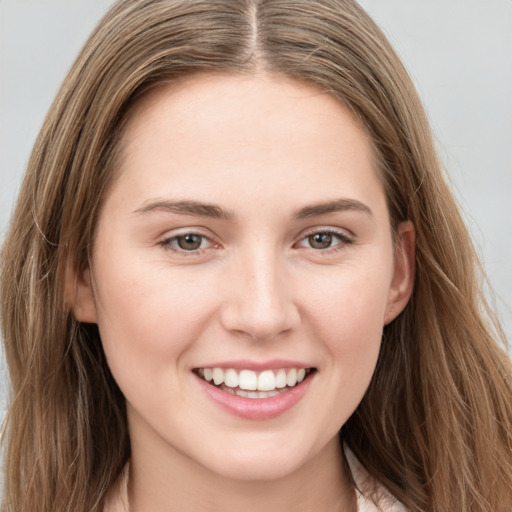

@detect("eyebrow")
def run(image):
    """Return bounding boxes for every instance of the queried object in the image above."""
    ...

[133,197,372,221]
[133,199,235,220]
[294,198,373,219]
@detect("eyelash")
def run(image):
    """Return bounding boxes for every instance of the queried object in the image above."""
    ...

[158,232,217,255]
[295,229,353,254]
[158,228,353,256]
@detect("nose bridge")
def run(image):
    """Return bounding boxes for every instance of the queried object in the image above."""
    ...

[221,242,299,340]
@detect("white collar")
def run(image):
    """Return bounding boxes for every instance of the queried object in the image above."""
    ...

[344,445,407,511]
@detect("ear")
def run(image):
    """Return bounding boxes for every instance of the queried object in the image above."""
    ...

[384,221,415,325]
[64,262,98,323]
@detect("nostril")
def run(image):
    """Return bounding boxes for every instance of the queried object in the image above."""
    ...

[219,298,300,341]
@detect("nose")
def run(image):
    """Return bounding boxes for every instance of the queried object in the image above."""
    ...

[219,248,300,341]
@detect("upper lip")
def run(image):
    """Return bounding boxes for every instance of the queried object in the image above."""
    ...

[193,359,313,371]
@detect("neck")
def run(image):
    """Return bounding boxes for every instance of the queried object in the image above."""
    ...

[127,432,355,512]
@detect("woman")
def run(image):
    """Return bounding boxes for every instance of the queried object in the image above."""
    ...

[1,1,511,511]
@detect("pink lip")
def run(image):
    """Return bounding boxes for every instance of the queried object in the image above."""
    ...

[195,359,310,371]
[195,371,314,420]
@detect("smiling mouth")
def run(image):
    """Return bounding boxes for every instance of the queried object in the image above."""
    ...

[195,367,316,399]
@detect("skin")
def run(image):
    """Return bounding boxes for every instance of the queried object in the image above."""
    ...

[71,73,415,511]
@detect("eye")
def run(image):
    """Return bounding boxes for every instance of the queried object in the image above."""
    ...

[296,230,352,251]
[160,232,215,252]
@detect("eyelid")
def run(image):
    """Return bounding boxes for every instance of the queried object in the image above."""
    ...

[294,227,354,252]
[157,226,353,256]
[158,228,220,255]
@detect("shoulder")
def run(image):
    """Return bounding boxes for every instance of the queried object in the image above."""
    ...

[344,445,408,512]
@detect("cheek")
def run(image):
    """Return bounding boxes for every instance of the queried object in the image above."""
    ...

[301,259,392,366]
[92,255,218,380]
[287,261,393,435]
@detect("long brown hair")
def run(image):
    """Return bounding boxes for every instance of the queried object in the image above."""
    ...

[1,1,511,511]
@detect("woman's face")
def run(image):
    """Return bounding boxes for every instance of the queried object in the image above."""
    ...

[72,73,414,481]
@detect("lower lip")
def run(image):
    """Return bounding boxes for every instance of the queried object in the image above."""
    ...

[196,374,313,420]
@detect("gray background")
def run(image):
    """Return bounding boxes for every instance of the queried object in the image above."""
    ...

[1,1,511,420]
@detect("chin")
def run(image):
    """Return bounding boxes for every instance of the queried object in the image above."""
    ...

[207,457,303,482]
[196,437,315,482]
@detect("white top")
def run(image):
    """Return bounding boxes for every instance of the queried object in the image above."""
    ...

[344,447,407,511]
[103,448,407,511]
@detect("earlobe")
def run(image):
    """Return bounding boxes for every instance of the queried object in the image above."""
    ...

[64,262,98,323]
[384,221,415,325]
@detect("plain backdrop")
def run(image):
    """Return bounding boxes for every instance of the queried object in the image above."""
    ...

[1,1,511,420]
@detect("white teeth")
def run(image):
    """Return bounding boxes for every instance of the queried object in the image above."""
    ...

[224,369,239,388]
[212,368,224,386]
[275,369,287,388]
[199,367,310,392]
[286,368,298,387]
[257,370,275,391]
[239,369,257,390]
[233,388,284,399]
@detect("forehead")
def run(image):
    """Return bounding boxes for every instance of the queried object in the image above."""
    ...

[120,72,375,164]
[107,72,384,216]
